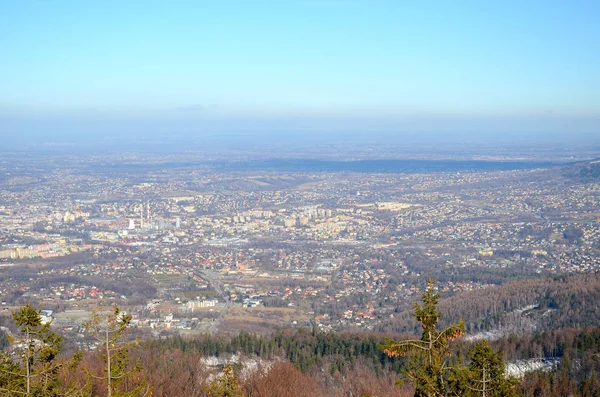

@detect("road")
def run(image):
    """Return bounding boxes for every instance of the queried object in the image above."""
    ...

[199,269,232,335]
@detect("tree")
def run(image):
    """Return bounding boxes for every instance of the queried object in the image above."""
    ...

[0,304,81,397]
[0,352,26,396]
[459,340,518,397]
[84,306,149,397]
[205,365,245,397]
[382,279,464,397]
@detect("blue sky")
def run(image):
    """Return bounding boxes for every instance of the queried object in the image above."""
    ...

[0,0,599,138]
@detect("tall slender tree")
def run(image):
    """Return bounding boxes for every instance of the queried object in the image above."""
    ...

[84,306,149,397]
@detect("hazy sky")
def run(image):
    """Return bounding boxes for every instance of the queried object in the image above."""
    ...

[1,0,599,139]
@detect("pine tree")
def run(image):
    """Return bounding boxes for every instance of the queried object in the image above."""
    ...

[0,350,26,395]
[205,365,245,397]
[381,279,464,397]
[0,304,81,397]
[460,340,518,397]
[84,306,150,397]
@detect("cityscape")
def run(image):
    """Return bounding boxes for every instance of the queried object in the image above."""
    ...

[1,150,599,343]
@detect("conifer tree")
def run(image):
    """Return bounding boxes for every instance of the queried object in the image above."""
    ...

[205,365,245,397]
[0,304,82,397]
[84,306,150,397]
[381,279,464,397]
[459,339,518,397]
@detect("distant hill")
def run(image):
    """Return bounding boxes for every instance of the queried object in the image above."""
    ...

[213,158,562,174]
[380,273,600,338]
[563,158,600,179]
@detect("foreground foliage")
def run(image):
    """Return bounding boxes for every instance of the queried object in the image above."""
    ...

[382,280,517,397]
[0,305,148,397]
[83,307,150,397]
[2,288,600,396]
[459,340,518,397]
[0,304,81,396]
